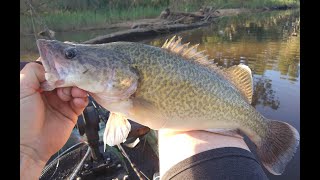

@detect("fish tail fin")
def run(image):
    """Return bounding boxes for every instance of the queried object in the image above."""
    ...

[256,120,299,175]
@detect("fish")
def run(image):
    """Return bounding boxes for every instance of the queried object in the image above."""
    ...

[36,36,299,175]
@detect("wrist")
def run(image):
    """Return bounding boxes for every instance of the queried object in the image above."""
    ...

[20,144,50,164]
[20,153,46,180]
[20,145,48,179]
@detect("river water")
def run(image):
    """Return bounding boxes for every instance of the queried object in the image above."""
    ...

[20,9,300,180]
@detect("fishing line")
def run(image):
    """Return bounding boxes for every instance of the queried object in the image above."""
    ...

[48,149,60,180]
[28,4,38,42]
[26,0,55,41]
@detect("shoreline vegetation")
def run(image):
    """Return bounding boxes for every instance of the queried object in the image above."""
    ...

[20,0,299,35]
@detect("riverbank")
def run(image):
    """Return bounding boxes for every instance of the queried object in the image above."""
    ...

[70,8,258,32]
[20,0,299,35]
[23,6,298,35]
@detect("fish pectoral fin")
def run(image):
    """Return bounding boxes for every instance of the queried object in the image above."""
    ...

[103,112,131,148]
[130,98,167,130]
[206,128,243,139]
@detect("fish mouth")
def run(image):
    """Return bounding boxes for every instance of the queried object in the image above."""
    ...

[36,39,60,83]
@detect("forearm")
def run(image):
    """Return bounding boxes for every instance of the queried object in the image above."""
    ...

[158,130,250,178]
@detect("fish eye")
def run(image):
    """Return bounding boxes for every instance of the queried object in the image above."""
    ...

[65,48,77,59]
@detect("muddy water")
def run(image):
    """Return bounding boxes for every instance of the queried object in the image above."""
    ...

[20,9,300,180]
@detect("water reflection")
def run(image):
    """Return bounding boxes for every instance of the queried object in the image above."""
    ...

[149,10,300,82]
[252,77,280,110]
[148,10,300,109]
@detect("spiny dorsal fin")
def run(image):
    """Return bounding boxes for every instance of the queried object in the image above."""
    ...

[161,36,228,79]
[162,36,212,65]
[224,64,253,104]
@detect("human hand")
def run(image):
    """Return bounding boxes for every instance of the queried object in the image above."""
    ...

[20,62,88,174]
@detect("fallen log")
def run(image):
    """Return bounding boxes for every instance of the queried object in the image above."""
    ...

[83,6,220,44]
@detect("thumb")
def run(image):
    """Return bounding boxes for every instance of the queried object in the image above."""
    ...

[20,62,46,99]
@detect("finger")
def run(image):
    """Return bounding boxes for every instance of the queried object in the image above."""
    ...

[57,88,72,101]
[71,87,88,98]
[73,97,89,108]
[70,97,89,115]
[45,91,78,120]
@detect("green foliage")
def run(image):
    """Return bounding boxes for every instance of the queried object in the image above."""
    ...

[20,6,163,33]
[20,0,299,33]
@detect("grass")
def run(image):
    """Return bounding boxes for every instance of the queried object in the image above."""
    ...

[236,0,300,9]
[20,0,299,34]
[168,0,299,11]
[20,6,165,33]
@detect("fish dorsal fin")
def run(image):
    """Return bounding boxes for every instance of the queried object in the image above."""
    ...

[162,36,212,64]
[224,64,253,104]
[162,36,253,104]
[162,36,223,72]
